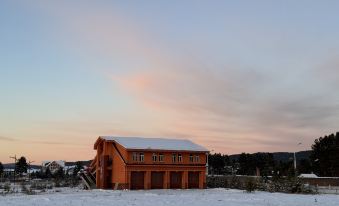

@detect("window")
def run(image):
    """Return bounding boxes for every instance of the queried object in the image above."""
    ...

[139,153,144,162]
[178,154,182,162]
[159,153,164,162]
[172,154,177,163]
[132,152,138,161]
[189,154,194,162]
[195,155,200,163]
[152,153,157,162]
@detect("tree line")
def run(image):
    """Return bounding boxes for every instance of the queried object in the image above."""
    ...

[1,132,338,178]
[209,132,339,177]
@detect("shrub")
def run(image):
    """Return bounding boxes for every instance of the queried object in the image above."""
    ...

[31,181,54,190]
[21,183,36,195]
[245,178,257,193]
[207,176,228,188]
[69,178,80,188]
[4,183,11,192]
[229,176,241,189]
[286,177,313,194]
[54,179,61,187]
[287,177,302,193]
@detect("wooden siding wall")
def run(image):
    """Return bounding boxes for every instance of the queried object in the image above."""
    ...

[95,139,207,190]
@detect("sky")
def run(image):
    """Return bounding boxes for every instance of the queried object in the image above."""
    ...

[1,1,339,163]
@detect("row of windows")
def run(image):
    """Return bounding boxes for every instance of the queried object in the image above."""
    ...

[132,152,200,163]
[132,152,144,162]
[152,153,164,162]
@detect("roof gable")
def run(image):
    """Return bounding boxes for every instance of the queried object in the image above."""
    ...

[99,136,208,152]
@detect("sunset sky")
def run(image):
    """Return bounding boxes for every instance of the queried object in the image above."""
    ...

[1,1,339,163]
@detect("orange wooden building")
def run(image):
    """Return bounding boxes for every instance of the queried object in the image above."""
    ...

[90,136,209,190]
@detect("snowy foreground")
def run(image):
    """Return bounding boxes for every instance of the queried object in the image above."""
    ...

[0,188,338,206]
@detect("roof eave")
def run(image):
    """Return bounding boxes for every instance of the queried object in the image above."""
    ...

[125,148,209,153]
[94,136,104,149]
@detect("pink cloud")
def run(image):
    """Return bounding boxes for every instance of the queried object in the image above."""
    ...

[9,1,336,159]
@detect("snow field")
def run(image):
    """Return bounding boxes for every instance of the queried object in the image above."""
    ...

[0,188,338,206]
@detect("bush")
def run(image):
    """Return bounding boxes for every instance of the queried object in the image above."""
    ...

[4,183,11,192]
[30,181,54,190]
[207,175,315,194]
[207,176,228,188]
[54,179,61,187]
[21,183,36,195]
[286,177,313,194]
[69,178,80,188]
[229,176,242,189]
[245,178,257,193]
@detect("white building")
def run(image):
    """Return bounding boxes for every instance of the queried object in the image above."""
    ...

[41,160,65,174]
[64,165,76,175]
[3,168,15,176]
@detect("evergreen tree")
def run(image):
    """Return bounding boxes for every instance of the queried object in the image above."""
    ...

[0,162,3,175]
[45,167,52,178]
[310,132,339,176]
[54,167,64,179]
[73,161,83,176]
[297,159,312,174]
[254,153,275,177]
[15,156,28,175]
[236,153,276,176]
[208,153,228,175]
[238,153,259,175]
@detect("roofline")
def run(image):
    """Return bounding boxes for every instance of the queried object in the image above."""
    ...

[94,136,209,152]
[94,136,106,149]
[94,136,127,150]
[126,148,209,153]
[43,160,65,168]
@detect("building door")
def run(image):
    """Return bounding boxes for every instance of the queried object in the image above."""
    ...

[131,171,145,190]
[151,172,164,189]
[188,171,199,188]
[170,172,182,189]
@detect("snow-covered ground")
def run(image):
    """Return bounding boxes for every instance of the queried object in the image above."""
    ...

[0,188,338,206]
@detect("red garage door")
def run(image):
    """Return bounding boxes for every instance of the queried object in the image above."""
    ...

[170,172,182,189]
[188,172,199,189]
[151,172,164,189]
[131,171,145,190]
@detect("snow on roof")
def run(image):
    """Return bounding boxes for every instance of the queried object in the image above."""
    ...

[28,168,41,173]
[42,160,65,168]
[299,173,318,178]
[99,136,209,152]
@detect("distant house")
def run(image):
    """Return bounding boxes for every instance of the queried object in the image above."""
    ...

[42,160,65,174]
[27,168,41,174]
[3,168,15,176]
[64,165,77,175]
[90,136,209,190]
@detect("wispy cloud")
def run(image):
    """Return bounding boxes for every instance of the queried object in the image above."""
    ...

[14,1,339,154]
[0,136,17,142]
[0,135,86,147]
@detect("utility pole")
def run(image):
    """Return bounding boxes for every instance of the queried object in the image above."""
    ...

[9,155,17,185]
[294,142,302,176]
[28,160,35,182]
